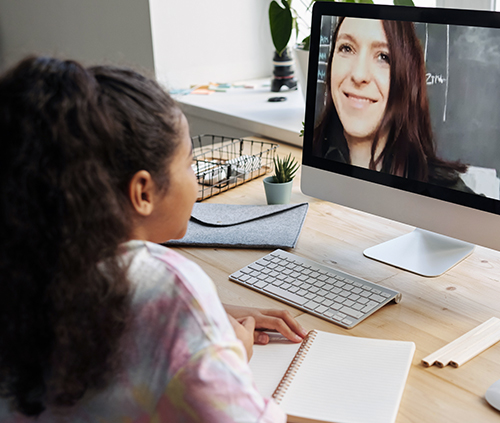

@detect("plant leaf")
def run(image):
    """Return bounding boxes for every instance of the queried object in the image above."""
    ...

[269,0,294,56]
[394,0,415,5]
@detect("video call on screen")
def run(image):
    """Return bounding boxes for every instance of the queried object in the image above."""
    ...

[313,16,500,201]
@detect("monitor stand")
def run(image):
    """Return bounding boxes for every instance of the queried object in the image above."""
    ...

[363,228,475,277]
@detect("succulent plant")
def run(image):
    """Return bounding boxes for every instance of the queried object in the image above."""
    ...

[272,153,300,183]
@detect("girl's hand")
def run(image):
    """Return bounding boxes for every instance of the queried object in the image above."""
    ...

[224,304,308,345]
[227,314,255,361]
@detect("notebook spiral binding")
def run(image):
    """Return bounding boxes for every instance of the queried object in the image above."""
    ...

[272,330,318,404]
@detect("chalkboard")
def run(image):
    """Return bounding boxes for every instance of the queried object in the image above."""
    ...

[314,18,500,177]
[415,22,500,177]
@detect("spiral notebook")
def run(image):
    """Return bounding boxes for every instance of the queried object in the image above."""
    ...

[249,330,415,423]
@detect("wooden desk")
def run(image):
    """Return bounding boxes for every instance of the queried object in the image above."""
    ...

[176,141,500,422]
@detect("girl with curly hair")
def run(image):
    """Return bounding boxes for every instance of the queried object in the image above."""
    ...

[0,56,305,422]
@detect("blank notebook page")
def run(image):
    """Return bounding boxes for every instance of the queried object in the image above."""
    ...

[280,331,415,423]
[249,334,302,398]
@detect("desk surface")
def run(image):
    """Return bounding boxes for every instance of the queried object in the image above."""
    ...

[174,140,500,422]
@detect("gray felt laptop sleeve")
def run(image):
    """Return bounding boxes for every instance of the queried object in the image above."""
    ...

[164,202,309,249]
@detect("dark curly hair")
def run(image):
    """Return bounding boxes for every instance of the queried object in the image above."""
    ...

[0,56,182,416]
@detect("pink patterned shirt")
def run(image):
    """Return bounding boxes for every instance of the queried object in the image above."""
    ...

[0,240,286,422]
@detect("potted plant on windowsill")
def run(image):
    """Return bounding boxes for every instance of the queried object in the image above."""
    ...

[263,153,300,204]
[269,0,415,98]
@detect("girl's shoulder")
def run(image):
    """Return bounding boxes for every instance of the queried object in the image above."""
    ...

[119,240,227,334]
[119,240,213,298]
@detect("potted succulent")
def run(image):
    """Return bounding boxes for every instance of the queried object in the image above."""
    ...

[263,153,300,204]
[269,0,415,98]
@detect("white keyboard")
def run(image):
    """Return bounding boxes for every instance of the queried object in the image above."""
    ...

[229,249,402,329]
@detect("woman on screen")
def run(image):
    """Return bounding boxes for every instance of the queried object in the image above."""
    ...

[313,17,473,193]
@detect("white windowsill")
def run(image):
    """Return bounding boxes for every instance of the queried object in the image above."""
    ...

[174,78,305,147]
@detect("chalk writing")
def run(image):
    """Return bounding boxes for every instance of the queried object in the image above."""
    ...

[318,69,326,80]
[319,52,327,62]
[426,73,447,85]
[320,35,330,45]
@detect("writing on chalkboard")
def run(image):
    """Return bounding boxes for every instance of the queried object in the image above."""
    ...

[320,35,330,45]
[319,52,328,62]
[318,69,326,80]
[426,73,447,85]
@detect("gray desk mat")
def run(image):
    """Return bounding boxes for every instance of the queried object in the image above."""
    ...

[165,202,309,249]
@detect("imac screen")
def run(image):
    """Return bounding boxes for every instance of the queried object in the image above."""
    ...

[303,3,500,216]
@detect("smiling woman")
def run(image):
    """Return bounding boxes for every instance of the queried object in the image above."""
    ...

[330,18,391,169]
[312,16,473,192]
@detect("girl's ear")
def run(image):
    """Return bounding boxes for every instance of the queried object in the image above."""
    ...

[128,170,155,216]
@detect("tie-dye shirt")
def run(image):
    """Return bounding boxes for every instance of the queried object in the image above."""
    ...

[0,240,286,423]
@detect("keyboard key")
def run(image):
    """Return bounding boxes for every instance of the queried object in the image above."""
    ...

[316,305,328,314]
[361,304,377,313]
[305,300,320,310]
[254,281,268,289]
[370,294,385,303]
[340,306,363,319]
[264,285,308,305]
[249,263,264,271]
[344,299,355,307]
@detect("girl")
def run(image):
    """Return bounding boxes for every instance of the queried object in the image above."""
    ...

[0,56,306,422]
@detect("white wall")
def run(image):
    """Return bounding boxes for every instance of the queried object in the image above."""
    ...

[0,0,155,73]
[149,0,274,90]
[436,0,494,9]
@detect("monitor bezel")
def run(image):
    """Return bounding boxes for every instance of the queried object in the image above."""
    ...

[302,2,500,217]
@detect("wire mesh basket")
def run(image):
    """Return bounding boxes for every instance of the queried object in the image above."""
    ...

[191,134,278,201]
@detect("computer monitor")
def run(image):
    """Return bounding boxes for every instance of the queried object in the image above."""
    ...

[301,2,500,277]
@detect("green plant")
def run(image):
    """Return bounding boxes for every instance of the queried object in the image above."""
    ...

[269,0,415,55]
[273,153,300,183]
